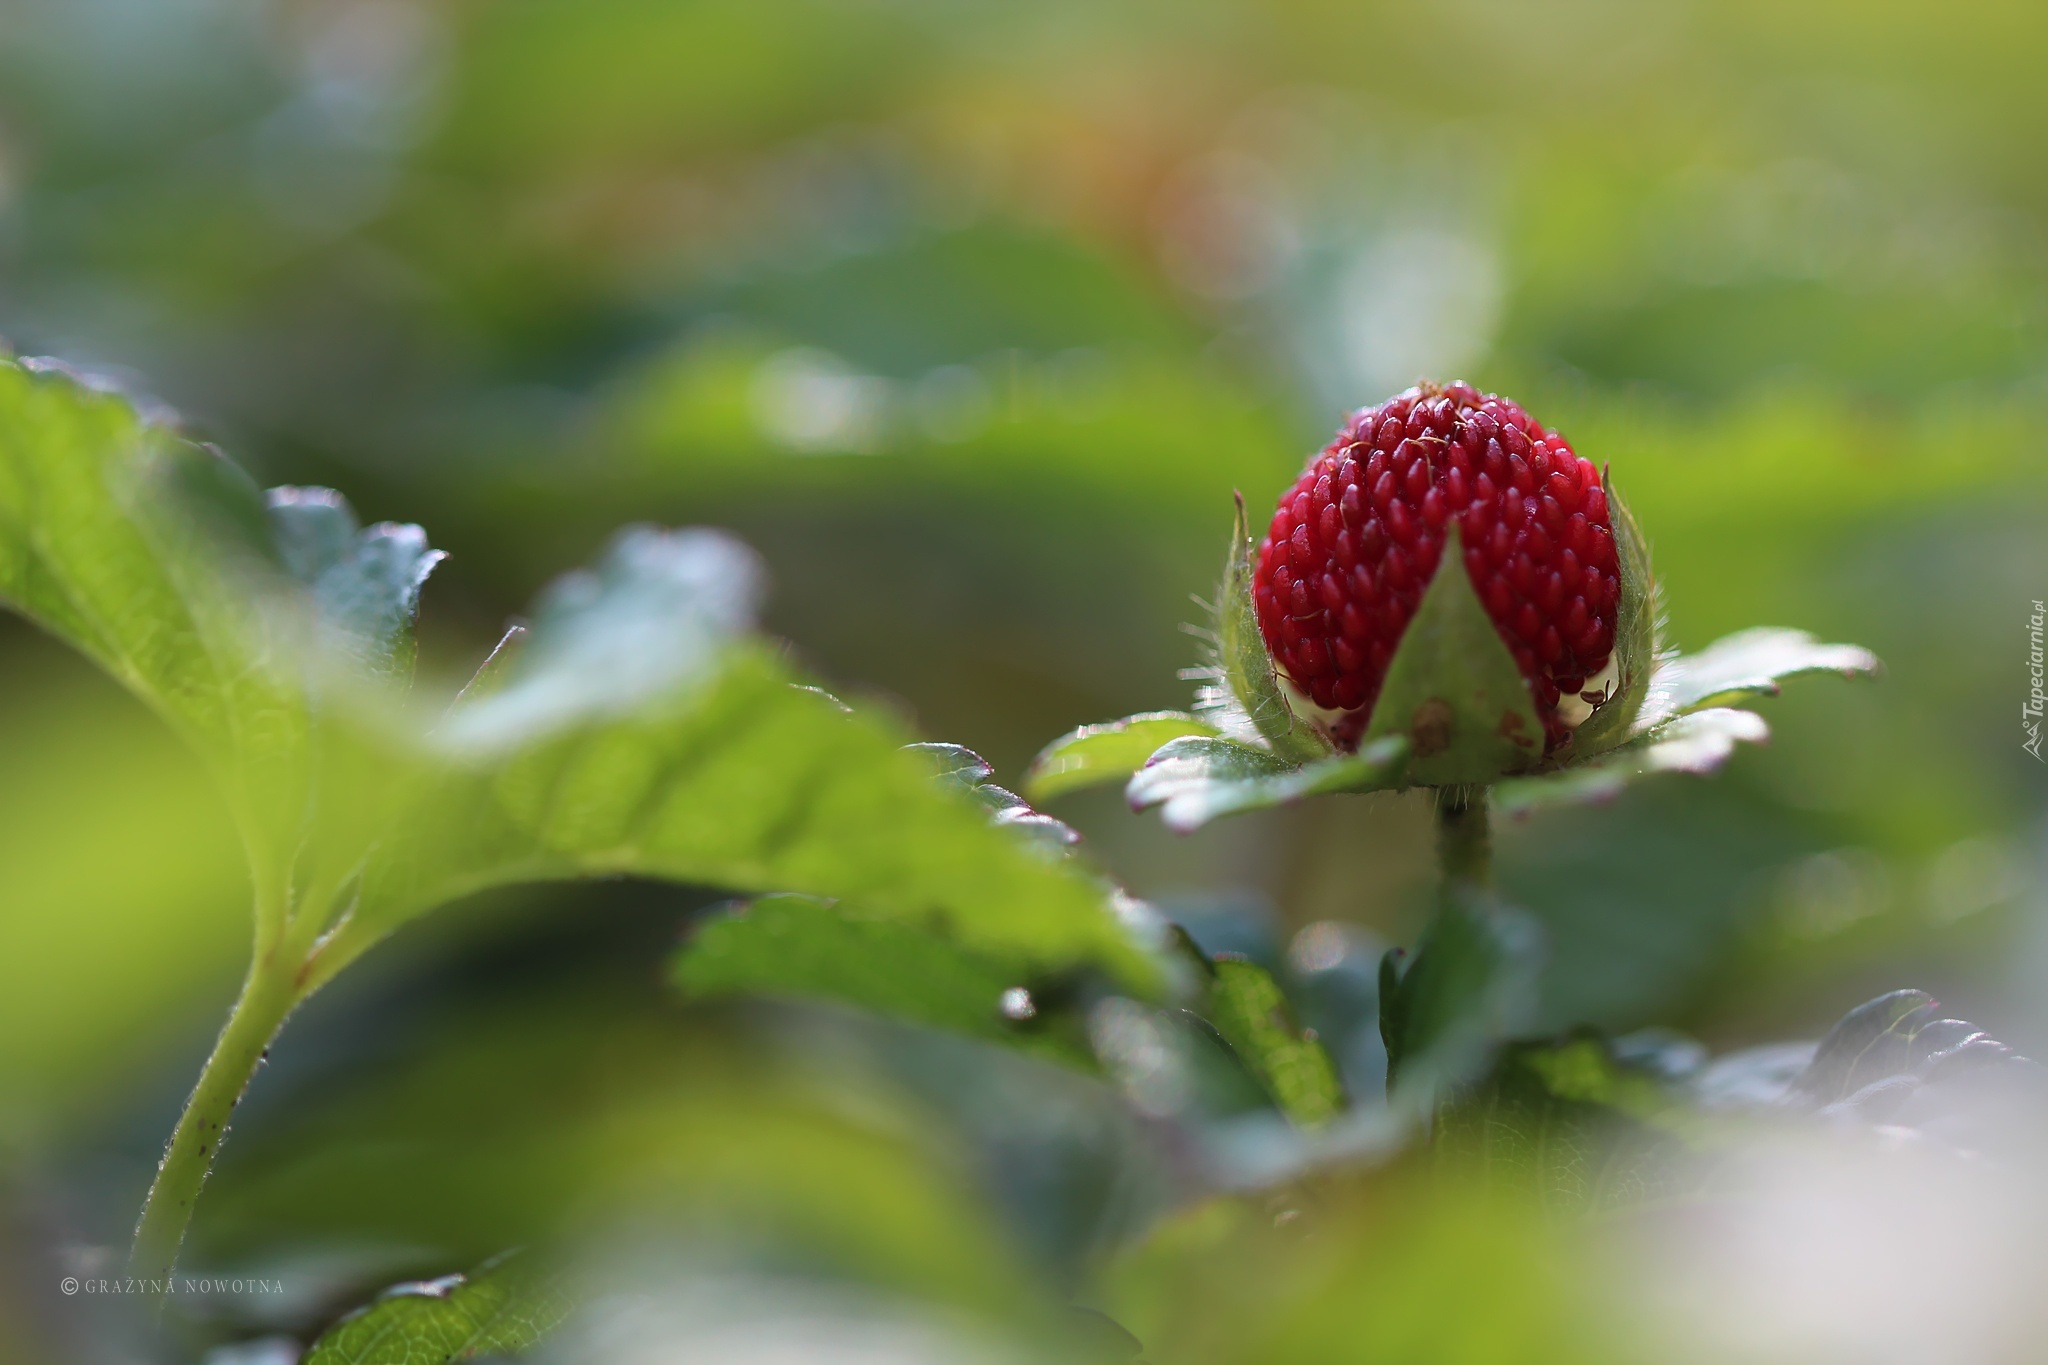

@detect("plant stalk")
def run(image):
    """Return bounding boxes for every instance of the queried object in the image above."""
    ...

[1434,784,1492,893]
[129,954,297,1288]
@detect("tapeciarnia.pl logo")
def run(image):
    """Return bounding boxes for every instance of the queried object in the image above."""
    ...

[2027,599,2045,762]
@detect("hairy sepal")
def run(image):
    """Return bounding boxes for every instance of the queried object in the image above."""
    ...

[1359,523,1545,785]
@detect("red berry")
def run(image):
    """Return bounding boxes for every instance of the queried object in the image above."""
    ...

[1251,383,1619,753]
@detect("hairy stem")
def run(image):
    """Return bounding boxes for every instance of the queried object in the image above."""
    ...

[129,953,298,1288]
[1435,785,1492,893]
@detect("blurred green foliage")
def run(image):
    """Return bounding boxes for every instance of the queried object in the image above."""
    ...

[1,0,2045,1360]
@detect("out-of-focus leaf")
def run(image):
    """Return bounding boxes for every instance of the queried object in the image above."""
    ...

[303,1253,569,1365]
[905,741,1080,852]
[337,535,1154,993]
[1379,891,1545,1104]
[1637,626,1883,731]
[1205,495,1328,763]
[902,741,994,790]
[1023,712,1219,803]
[672,894,1092,1067]
[1125,734,1407,834]
[0,361,313,860]
[1436,1037,1692,1217]
[1360,525,1545,785]
[1492,707,1770,817]
[1201,957,1344,1127]
[1573,473,1660,757]
[1773,990,2048,1159]
[265,488,445,682]
[436,525,761,749]
[1792,988,1942,1106]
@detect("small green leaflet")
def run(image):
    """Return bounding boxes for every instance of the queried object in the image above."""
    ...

[672,894,1093,1067]
[1202,956,1345,1126]
[1435,1036,1693,1217]
[303,1253,570,1365]
[1022,712,1219,803]
[1379,889,1545,1106]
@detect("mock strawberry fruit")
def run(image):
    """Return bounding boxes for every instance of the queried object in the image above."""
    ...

[1251,382,1619,753]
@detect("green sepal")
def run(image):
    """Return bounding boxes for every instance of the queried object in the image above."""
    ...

[1126,733,1408,833]
[1023,711,1220,803]
[1201,955,1345,1127]
[1359,522,1544,785]
[1211,493,1330,763]
[1572,470,1659,757]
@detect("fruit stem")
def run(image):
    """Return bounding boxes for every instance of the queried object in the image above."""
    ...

[1434,785,1492,892]
[129,948,298,1293]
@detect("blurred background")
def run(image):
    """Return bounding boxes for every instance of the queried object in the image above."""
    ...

[1,0,2045,1360]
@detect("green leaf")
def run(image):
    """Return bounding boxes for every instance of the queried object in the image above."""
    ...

[1202,956,1345,1126]
[1572,472,1659,757]
[1491,706,1769,817]
[0,362,445,883]
[904,741,1080,852]
[1379,890,1544,1105]
[1125,733,1408,833]
[1790,988,1941,1105]
[902,741,995,790]
[304,1252,570,1365]
[337,531,1157,994]
[1435,1036,1692,1216]
[437,525,761,749]
[1206,494,1329,763]
[1023,712,1219,803]
[672,894,1092,1066]
[266,487,445,682]
[1360,523,1545,785]
[0,363,308,847]
[1637,626,1882,731]
[1780,991,2041,1152]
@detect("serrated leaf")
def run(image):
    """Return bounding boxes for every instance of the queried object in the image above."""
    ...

[1211,495,1329,763]
[1360,524,1544,785]
[673,894,1091,1066]
[904,742,1082,851]
[1572,472,1659,757]
[1202,956,1344,1126]
[1491,706,1769,817]
[0,361,440,881]
[303,1253,570,1365]
[336,539,1156,993]
[266,487,445,682]
[1790,989,1943,1106]
[1436,1036,1692,1216]
[437,525,761,749]
[903,741,995,790]
[1379,890,1544,1105]
[1023,712,1219,803]
[1125,733,1407,833]
[1776,990,2048,1156]
[1637,626,1883,732]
